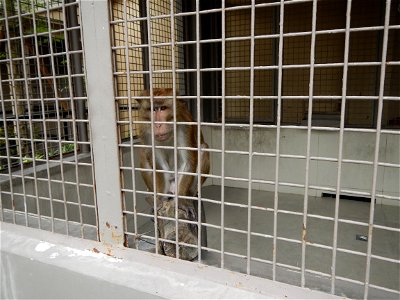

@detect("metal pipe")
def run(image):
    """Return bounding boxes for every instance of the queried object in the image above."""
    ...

[139,0,150,90]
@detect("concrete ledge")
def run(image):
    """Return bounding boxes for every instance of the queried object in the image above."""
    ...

[0,223,343,299]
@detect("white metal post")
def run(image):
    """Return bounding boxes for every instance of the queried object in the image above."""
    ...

[80,0,124,246]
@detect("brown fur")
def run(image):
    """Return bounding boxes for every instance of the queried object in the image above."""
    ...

[136,88,210,199]
[137,88,210,258]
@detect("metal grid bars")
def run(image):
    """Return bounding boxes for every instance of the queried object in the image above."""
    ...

[112,0,399,299]
[1,0,398,299]
[111,0,185,140]
[111,0,190,254]
[220,0,400,129]
[0,0,98,240]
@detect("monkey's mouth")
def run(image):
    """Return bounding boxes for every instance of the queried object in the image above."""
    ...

[156,133,171,141]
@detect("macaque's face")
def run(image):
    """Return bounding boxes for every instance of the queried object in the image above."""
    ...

[151,100,173,142]
[138,90,174,142]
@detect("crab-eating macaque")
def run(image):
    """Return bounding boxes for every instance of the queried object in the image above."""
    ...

[136,88,209,252]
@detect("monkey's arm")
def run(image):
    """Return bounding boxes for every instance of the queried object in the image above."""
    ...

[176,133,210,196]
[176,152,196,196]
[200,142,210,186]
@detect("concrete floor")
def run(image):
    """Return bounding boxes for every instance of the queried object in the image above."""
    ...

[134,185,399,299]
[201,185,400,299]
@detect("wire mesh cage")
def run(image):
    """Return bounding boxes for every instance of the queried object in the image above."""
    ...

[1,0,399,299]
[110,0,399,298]
[0,0,97,240]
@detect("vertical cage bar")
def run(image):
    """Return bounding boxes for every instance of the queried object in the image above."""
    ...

[0,62,14,223]
[363,0,392,298]
[246,0,256,275]
[169,0,180,260]
[145,0,159,254]
[80,0,124,245]
[17,0,42,230]
[69,2,85,237]
[139,0,149,90]
[272,0,285,281]
[31,0,57,229]
[301,0,317,288]
[331,0,352,294]
[194,0,202,261]
[194,0,203,262]
[372,1,386,129]
[66,0,86,237]
[61,0,79,236]
[78,1,99,239]
[44,0,62,233]
[220,0,226,269]
[65,0,89,153]
[121,0,138,247]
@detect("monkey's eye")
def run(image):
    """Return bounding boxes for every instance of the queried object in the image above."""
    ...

[160,106,167,111]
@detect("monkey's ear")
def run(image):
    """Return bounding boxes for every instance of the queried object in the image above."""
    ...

[140,89,150,96]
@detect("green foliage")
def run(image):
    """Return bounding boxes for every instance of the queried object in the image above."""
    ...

[19,0,47,14]
[61,143,74,154]
[22,156,33,164]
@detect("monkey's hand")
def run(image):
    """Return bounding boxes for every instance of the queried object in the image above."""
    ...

[178,203,197,222]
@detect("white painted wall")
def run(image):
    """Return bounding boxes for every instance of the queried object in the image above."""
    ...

[202,127,399,206]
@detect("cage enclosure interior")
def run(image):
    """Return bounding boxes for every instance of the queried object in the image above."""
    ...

[1,0,399,299]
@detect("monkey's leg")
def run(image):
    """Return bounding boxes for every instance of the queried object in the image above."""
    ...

[194,198,207,249]
[174,194,207,251]
[197,144,209,249]
[180,144,209,251]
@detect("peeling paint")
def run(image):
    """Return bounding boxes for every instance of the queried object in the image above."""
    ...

[64,247,122,263]
[100,222,124,248]
[35,241,56,252]
[235,281,244,288]
[111,229,124,243]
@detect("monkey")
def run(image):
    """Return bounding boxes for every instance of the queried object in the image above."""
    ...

[136,88,209,256]
[137,88,210,198]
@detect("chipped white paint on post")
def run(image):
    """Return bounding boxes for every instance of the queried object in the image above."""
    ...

[80,0,124,246]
